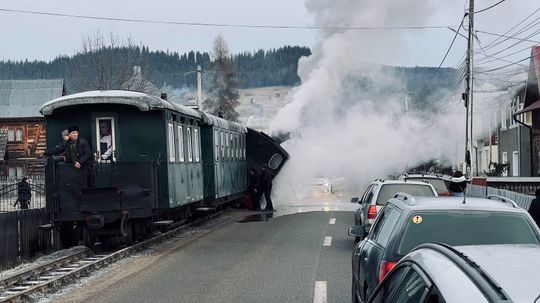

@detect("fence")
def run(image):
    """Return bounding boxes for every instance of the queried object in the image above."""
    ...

[0,175,46,212]
[467,184,534,211]
[0,208,54,270]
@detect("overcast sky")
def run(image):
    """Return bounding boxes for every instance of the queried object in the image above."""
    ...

[0,0,537,68]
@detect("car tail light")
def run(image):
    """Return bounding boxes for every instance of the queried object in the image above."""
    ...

[368,205,378,220]
[379,260,397,282]
[438,191,451,196]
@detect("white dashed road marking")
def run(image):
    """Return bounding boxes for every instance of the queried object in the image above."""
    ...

[323,236,332,247]
[329,218,336,225]
[313,281,327,303]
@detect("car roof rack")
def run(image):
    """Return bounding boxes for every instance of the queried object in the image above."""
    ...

[415,243,512,303]
[374,178,385,183]
[486,194,518,208]
[393,192,416,205]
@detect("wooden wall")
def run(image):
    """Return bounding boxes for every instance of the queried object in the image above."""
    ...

[1,118,47,176]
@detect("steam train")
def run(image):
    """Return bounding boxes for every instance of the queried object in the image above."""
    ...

[40,90,288,247]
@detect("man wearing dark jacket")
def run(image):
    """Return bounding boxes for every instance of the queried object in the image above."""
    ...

[529,189,540,228]
[256,165,275,211]
[44,126,91,169]
[14,177,31,210]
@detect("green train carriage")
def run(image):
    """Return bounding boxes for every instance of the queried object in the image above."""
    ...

[40,90,253,246]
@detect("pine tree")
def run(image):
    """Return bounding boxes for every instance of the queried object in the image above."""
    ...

[203,35,240,121]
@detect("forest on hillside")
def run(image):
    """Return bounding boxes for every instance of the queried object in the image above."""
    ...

[0,44,459,108]
[0,46,312,91]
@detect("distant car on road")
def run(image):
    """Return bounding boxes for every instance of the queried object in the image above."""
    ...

[368,243,540,303]
[398,174,450,196]
[352,180,437,241]
[349,194,540,303]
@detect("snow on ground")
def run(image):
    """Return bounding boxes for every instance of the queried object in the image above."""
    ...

[0,246,88,281]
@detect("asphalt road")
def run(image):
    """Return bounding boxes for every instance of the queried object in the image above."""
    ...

[71,209,357,303]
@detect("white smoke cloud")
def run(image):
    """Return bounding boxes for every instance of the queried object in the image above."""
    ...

[269,0,471,204]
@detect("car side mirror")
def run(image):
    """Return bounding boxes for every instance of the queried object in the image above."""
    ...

[350,197,359,203]
[348,226,364,238]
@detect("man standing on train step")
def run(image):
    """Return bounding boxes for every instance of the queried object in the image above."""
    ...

[257,165,275,211]
[44,126,91,169]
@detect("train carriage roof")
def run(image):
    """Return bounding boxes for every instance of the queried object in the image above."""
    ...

[200,112,247,133]
[40,90,201,118]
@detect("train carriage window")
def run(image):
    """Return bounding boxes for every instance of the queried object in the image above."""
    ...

[221,131,225,159]
[242,136,246,159]
[187,127,193,162]
[234,134,238,160]
[194,128,200,162]
[96,117,116,162]
[214,130,219,162]
[227,133,231,160]
[177,125,184,162]
[167,123,176,162]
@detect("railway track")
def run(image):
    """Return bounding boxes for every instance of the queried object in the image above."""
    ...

[0,211,224,302]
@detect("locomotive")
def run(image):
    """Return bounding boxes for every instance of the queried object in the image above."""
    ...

[39,90,288,247]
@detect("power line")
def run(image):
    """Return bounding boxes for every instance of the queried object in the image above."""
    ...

[479,56,532,73]
[0,8,456,31]
[474,0,507,14]
[424,14,467,87]
[480,8,540,51]
[476,29,540,44]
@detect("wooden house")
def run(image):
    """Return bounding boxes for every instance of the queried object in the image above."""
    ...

[0,79,66,177]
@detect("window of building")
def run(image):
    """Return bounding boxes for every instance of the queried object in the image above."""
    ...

[168,123,176,162]
[187,127,193,162]
[501,109,507,129]
[8,166,24,178]
[502,152,508,177]
[512,151,519,177]
[7,129,15,142]
[194,128,200,162]
[177,125,184,162]
[7,128,23,142]
[96,117,116,162]
[15,129,23,141]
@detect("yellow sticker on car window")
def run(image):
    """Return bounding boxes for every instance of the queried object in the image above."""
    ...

[412,215,423,224]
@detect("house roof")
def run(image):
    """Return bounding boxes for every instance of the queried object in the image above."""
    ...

[0,79,65,118]
[514,98,540,115]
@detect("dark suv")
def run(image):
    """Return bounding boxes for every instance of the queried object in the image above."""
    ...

[349,194,540,303]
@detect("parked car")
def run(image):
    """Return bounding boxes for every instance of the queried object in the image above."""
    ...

[352,180,437,241]
[349,194,540,303]
[368,243,540,303]
[398,174,450,196]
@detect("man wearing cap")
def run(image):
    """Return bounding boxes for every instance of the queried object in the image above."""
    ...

[45,126,91,169]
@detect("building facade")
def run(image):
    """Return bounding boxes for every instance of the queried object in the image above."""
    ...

[0,79,65,177]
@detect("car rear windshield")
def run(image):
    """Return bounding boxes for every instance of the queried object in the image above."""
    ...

[377,184,435,205]
[407,178,447,193]
[399,212,540,255]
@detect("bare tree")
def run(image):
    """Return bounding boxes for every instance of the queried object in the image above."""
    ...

[71,30,155,94]
[203,34,240,121]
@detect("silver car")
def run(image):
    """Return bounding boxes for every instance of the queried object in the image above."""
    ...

[368,243,540,303]
[352,179,437,241]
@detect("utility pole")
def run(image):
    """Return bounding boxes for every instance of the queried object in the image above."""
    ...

[465,0,475,177]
